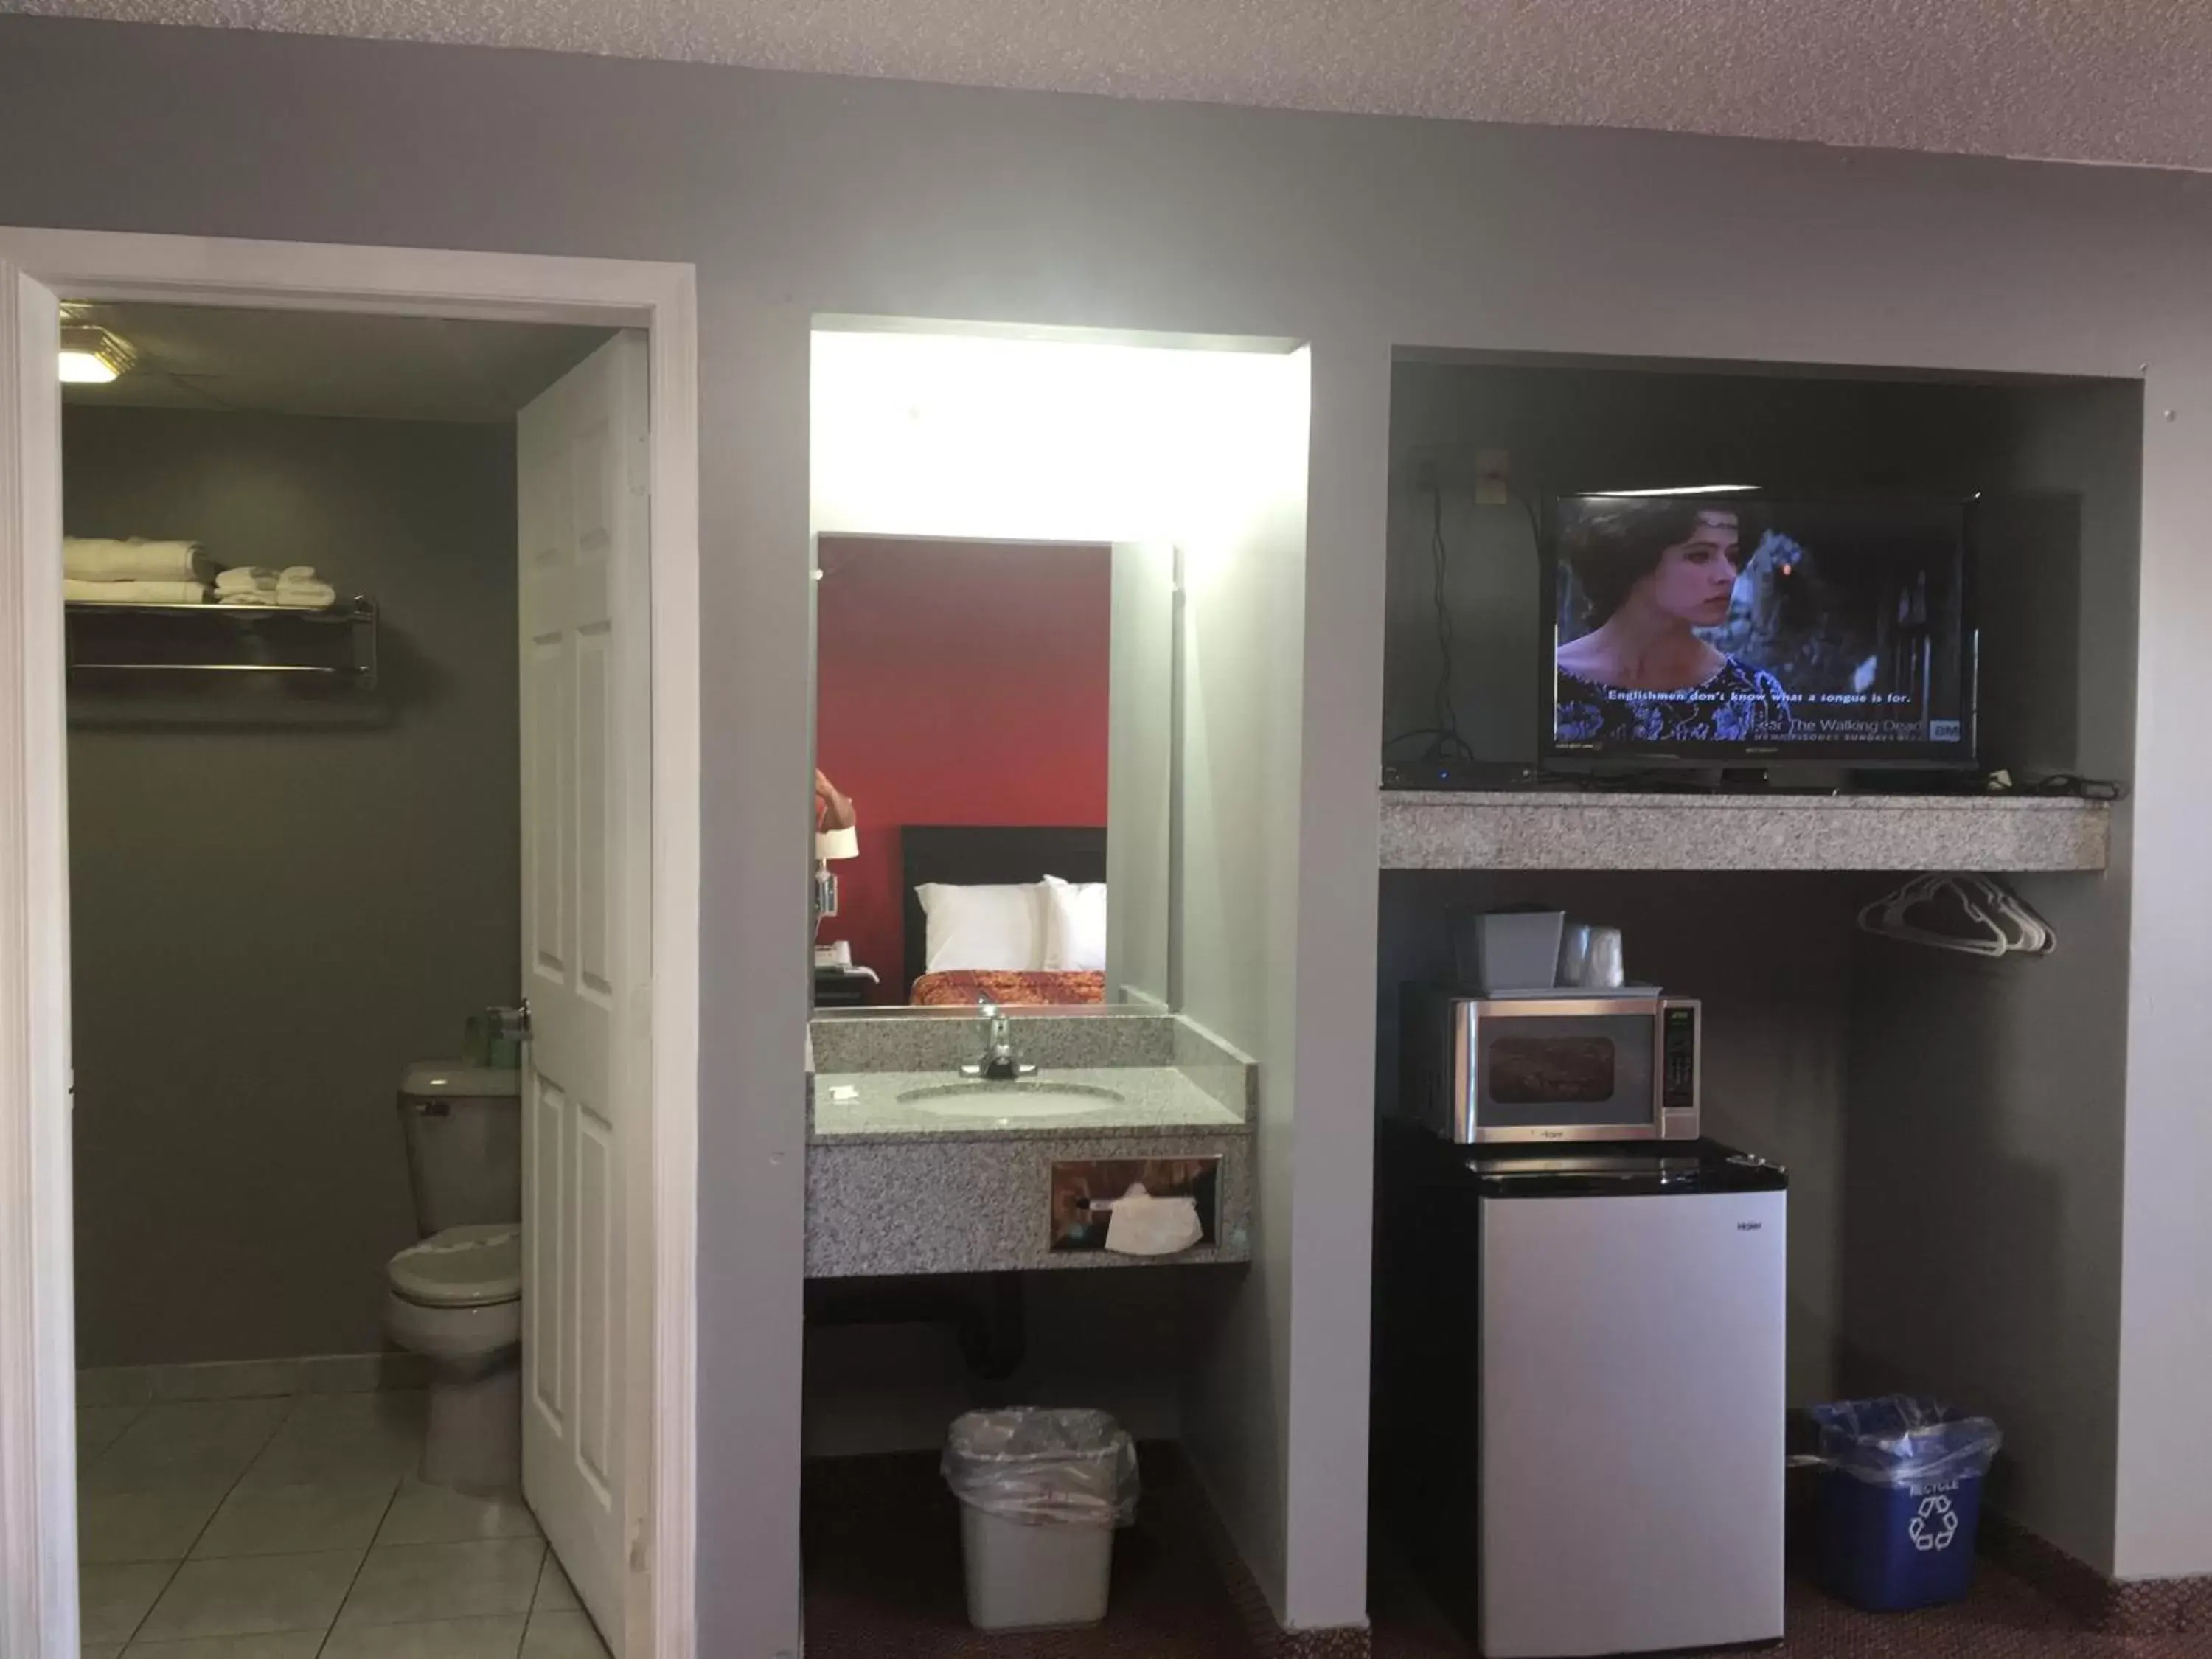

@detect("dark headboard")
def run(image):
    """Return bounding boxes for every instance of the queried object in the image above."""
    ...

[900,824,1107,998]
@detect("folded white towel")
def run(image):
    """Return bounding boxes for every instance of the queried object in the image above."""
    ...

[281,566,318,582]
[1102,1184,1204,1256]
[218,587,334,608]
[273,579,338,609]
[63,538,209,583]
[214,566,279,595]
[64,579,209,605]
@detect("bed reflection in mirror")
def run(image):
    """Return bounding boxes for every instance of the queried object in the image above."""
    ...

[812,535,1177,1011]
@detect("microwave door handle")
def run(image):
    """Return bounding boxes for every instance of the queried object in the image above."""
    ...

[1455,1001,1477,1143]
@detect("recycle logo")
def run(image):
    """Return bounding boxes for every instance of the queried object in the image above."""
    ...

[1909,1494,1960,1552]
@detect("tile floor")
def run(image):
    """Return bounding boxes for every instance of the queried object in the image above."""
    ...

[77,1389,609,1659]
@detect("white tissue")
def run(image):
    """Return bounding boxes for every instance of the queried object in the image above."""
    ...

[1102,1183,1203,1256]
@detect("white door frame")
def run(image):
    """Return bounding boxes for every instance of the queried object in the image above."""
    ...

[0,229,700,1659]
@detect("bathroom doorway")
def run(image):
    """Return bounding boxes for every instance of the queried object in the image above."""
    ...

[0,234,701,1659]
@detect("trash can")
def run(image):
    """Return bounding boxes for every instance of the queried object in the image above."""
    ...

[942,1408,1140,1631]
[1807,1396,2003,1612]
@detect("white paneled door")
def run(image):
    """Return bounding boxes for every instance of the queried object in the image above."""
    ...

[518,331,652,1655]
[1,262,83,1659]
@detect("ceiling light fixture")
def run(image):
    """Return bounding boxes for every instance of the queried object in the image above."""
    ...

[58,322,135,385]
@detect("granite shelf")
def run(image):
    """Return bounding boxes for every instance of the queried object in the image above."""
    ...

[1379,790,2112,873]
[804,1011,1257,1278]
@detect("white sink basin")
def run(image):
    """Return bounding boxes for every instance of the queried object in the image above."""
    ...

[896,1080,1123,1120]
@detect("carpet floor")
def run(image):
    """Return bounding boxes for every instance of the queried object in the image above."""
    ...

[803,1450,1255,1659]
[804,1453,2204,1658]
[1368,1532,2206,1658]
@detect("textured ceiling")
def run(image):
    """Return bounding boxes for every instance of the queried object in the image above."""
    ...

[7,0,2212,171]
[62,302,611,421]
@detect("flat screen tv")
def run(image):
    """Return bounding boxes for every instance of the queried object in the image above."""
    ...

[1545,493,1975,767]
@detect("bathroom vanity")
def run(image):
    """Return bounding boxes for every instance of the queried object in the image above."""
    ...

[805,1009,1255,1278]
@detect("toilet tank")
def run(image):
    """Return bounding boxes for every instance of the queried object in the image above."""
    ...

[397,1062,522,1235]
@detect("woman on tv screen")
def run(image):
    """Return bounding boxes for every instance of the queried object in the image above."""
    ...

[1555,501,1793,746]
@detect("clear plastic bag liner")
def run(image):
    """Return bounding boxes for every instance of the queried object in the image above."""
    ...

[942,1408,1141,1526]
[1808,1395,2003,1487]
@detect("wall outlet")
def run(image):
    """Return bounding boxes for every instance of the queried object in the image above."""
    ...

[1475,448,1511,507]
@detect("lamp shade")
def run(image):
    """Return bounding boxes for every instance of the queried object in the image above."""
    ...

[815,826,860,863]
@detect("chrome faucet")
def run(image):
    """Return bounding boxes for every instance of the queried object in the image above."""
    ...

[962,998,1034,1082]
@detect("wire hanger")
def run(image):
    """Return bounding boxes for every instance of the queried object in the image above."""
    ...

[1954,874,2053,956]
[1857,873,2055,959]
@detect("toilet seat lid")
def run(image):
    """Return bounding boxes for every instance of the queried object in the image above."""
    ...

[388,1224,521,1307]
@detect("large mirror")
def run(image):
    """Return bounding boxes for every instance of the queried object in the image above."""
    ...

[812,534,1176,1011]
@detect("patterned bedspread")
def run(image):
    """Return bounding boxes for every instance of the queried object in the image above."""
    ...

[910,970,1106,1007]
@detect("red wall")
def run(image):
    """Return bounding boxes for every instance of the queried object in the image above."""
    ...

[815,537,1110,1001]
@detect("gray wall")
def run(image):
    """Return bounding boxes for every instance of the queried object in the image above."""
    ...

[1843,879,2130,1571]
[1376,870,1865,1406]
[9,16,2212,1641]
[1380,363,2144,1567]
[814,351,1316,1600]
[1105,540,1176,1006]
[1384,358,1879,762]
[802,1273,1193,1458]
[1839,380,2142,1571]
[63,403,519,1367]
[1167,350,1331,1613]
[1382,359,2132,768]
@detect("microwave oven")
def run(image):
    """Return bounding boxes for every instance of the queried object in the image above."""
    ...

[1400,985,1701,1144]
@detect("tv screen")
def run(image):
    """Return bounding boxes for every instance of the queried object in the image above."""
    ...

[1547,495,1973,765]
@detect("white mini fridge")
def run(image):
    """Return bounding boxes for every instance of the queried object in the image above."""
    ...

[1474,1147,1787,1658]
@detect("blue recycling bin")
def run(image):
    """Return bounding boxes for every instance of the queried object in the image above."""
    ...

[1807,1397,2002,1613]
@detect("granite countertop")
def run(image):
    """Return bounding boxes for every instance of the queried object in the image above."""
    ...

[1383,790,2108,812]
[1379,787,2112,872]
[810,1065,1249,1144]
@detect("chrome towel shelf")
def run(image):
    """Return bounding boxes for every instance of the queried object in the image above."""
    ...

[64,597,378,687]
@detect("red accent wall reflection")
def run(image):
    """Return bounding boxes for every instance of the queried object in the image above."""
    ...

[814,536,1110,1001]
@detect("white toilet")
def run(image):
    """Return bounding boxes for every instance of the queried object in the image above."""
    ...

[386,1062,524,1489]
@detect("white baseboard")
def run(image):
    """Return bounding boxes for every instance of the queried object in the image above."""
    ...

[78,1352,428,1407]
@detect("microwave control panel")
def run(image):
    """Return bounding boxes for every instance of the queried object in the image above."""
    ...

[1660,1002,1700,1120]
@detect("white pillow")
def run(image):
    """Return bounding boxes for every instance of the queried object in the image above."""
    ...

[915,882,1046,973]
[1040,875,1108,973]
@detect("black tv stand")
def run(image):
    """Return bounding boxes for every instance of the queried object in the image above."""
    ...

[1379,758,1992,797]
[1717,766,1781,792]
